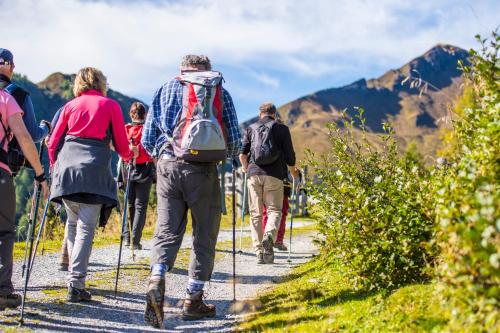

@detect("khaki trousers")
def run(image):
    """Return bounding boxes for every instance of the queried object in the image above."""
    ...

[247,175,284,253]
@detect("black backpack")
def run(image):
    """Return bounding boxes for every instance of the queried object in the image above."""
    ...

[250,120,280,166]
[0,84,32,176]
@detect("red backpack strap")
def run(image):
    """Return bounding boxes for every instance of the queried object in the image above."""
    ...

[213,83,227,141]
[180,82,198,140]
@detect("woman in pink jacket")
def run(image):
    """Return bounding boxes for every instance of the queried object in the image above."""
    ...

[47,67,138,302]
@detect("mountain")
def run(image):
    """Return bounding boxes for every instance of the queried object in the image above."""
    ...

[12,72,143,123]
[244,44,469,162]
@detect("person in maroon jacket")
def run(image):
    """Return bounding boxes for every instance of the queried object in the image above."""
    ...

[47,67,138,302]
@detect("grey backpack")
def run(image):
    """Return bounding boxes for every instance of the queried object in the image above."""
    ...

[171,71,227,162]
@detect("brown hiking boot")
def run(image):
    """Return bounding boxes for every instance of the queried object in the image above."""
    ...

[274,242,288,251]
[0,293,21,310]
[144,277,165,329]
[256,252,265,264]
[182,290,216,320]
[262,232,275,264]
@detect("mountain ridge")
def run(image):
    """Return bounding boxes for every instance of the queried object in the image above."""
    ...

[243,44,468,161]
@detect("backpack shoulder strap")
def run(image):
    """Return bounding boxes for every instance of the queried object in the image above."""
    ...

[5,83,28,110]
[0,112,10,164]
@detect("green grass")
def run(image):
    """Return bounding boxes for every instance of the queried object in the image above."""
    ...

[238,255,449,333]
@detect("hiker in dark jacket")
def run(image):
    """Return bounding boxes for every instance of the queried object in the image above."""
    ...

[141,55,241,327]
[240,103,299,264]
[0,49,50,147]
[121,102,155,250]
[0,88,48,310]
[47,67,138,302]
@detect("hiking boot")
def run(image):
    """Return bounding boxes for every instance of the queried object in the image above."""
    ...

[262,232,274,264]
[59,262,69,272]
[256,252,265,264]
[182,290,216,321]
[0,293,21,310]
[274,242,288,251]
[67,285,92,302]
[132,243,142,250]
[144,277,165,329]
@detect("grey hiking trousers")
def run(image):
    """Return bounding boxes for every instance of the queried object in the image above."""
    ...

[63,200,101,289]
[151,159,221,281]
[0,169,16,296]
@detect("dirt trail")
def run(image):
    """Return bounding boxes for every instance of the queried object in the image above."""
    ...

[0,222,317,332]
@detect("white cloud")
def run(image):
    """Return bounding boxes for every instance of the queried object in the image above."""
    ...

[248,71,280,89]
[0,0,498,105]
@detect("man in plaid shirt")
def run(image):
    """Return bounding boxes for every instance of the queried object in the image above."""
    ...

[141,55,241,327]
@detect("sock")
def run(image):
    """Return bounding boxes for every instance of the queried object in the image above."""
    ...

[186,278,205,293]
[151,263,168,277]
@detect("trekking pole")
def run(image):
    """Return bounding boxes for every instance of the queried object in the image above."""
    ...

[19,144,45,325]
[21,143,45,279]
[238,172,247,254]
[28,199,51,273]
[40,203,50,256]
[114,161,133,298]
[21,189,37,279]
[119,155,136,262]
[287,178,297,264]
[231,159,237,301]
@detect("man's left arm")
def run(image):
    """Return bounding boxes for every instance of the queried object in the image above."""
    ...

[280,125,298,178]
[22,95,49,143]
[222,89,241,157]
[141,88,162,157]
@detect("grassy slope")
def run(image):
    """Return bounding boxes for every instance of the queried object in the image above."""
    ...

[238,255,450,333]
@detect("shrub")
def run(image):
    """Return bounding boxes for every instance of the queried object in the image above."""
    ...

[307,109,437,291]
[435,33,499,331]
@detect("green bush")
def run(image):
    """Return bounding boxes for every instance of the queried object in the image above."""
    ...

[307,109,437,291]
[435,33,499,331]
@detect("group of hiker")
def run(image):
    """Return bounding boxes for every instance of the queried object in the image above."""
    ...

[0,49,299,327]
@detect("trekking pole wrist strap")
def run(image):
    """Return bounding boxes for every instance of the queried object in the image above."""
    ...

[34,173,46,183]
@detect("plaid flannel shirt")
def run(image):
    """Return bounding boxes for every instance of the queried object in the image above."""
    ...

[141,77,241,158]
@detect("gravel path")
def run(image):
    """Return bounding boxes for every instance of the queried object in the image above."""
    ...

[1,221,317,332]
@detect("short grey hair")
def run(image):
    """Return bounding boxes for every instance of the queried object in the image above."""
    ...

[181,55,212,70]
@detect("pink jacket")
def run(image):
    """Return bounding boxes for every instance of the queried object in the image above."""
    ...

[48,90,133,165]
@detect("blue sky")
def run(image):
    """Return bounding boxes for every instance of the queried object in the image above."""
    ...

[1,0,498,121]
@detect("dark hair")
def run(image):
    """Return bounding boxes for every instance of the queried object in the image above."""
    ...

[181,55,212,71]
[259,102,277,115]
[129,102,146,121]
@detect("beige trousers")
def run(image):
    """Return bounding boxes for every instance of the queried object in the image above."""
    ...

[247,175,284,253]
